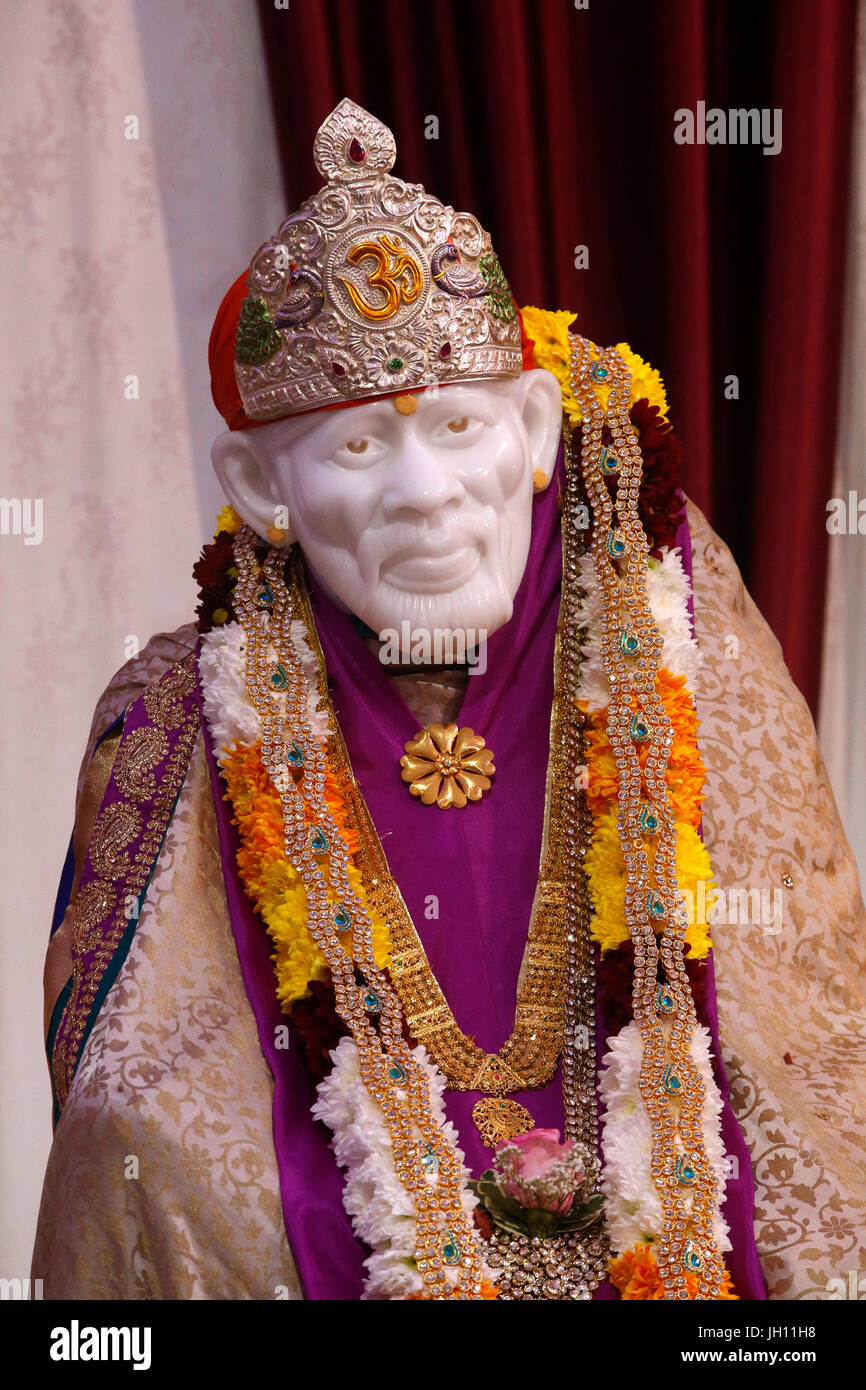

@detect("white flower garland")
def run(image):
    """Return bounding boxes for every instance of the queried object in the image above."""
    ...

[199,618,329,763]
[575,546,702,711]
[599,1020,731,1255]
[313,1037,485,1299]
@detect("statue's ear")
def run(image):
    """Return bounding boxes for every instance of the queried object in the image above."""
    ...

[210,428,297,544]
[514,368,563,491]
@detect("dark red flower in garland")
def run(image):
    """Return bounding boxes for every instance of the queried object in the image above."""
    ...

[629,398,685,557]
[193,530,238,634]
[291,978,347,1083]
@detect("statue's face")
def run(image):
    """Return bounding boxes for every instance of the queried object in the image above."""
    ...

[213,372,561,641]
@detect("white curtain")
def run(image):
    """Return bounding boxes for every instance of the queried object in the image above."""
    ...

[819,2,866,890]
[0,0,283,1276]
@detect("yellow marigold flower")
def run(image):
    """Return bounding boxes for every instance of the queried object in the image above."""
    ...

[221,740,391,1007]
[615,342,669,422]
[214,504,242,539]
[521,305,581,424]
[582,670,707,829]
[585,808,713,958]
[609,1243,738,1300]
[520,307,669,427]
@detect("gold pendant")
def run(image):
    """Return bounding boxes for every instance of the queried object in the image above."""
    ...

[400,722,495,809]
[472,1097,535,1149]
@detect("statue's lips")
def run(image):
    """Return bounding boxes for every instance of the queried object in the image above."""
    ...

[381,543,481,591]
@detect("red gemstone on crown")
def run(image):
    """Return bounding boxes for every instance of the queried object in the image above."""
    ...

[439,342,452,360]
[332,362,346,376]
[348,138,366,163]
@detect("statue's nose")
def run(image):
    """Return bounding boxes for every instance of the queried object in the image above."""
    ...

[381,435,466,517]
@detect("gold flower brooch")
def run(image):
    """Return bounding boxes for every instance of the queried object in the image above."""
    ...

[400,722,495,809]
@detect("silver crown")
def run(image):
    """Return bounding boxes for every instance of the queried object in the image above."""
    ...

[234,99,522,420]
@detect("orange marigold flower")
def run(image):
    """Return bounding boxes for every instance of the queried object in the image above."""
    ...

[582,670,707,828]
[609,1244,738,1300]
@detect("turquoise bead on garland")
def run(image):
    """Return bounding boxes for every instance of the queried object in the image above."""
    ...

[681,1239,704,1273]
[590,361,610,383]
[286,740,305,768]
[655,982,676,1015]
[309,826,329,856]
[361,987,382,1014]
[442,1231,462,1265]
[606,528,627,559]
[619,628,640,656]
[333,903,351,931]
[662,1064,682,1096]
[675,1154,698,1187]
[598,444,619,474]
[388,1060,408,1085]
[646,890,666,919]
[638,801,659,834]
[629,714,651,742]
[270,662,289,690]
[255,583,275,609]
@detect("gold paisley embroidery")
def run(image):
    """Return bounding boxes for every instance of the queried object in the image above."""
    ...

[70,879,117,956]
[88,801,143,879]
[141,660,195,730]
[53,655,200,1107]
[112,726,170,800]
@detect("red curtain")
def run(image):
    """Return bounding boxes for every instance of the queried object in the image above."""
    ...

[257,0,857,715]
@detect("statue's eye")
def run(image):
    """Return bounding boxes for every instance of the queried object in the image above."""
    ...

[346,439,369,454]
[447,418,469,433]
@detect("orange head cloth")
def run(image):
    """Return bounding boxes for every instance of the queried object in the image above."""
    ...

[209,275,539,432]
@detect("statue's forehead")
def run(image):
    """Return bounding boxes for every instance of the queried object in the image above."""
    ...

[269,380,510,447]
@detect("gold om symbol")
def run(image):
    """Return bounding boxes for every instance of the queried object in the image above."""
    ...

[341,233,422,321]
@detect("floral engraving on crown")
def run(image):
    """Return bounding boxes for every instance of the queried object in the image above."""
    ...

[234,100,522,421]
[313,98,397,182]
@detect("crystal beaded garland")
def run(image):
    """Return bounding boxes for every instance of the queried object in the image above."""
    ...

[569,337,727,1299]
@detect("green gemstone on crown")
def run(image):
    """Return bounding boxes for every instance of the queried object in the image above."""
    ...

[235,296,282,366]
[386,355,404,372]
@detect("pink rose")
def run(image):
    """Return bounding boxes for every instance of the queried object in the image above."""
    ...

[495,1128,583,1214]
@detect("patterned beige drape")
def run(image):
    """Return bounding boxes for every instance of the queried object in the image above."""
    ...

[0,0,283,1275]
